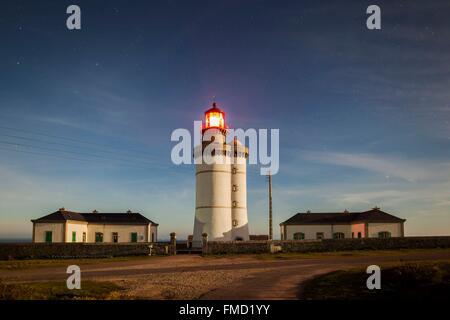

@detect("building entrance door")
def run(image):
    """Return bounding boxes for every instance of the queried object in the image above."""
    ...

[112,232,118,243]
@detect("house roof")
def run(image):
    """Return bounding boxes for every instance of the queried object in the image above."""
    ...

[280,208,405,226]
[31,208,158,226]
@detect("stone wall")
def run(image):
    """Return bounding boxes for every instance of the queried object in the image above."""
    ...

[3,237,449,259]
[0,243,173,260]
[203,236,450,254]
[204,240,270,254]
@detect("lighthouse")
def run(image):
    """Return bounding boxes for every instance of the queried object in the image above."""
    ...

[192,103,249,247]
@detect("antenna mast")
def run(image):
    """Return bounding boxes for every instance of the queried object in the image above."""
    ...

[268,173,273,240]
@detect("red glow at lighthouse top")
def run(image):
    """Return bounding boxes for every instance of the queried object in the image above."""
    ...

[204,102,225,130]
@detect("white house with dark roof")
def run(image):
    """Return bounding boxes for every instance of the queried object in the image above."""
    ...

[280,207,406,240]
[31,208,158,243]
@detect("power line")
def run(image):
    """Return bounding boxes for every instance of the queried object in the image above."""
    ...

[0,125,157,158]
[0,140,154,169]
[0,133,155,164]
[0,146,153,170]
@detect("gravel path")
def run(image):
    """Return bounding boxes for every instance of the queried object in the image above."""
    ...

[2,250,450,299]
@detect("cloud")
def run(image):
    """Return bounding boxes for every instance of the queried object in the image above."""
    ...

[300,151,450,182]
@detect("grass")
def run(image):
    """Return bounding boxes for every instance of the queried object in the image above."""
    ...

[302,261,450,300]
[0,255,153,271]
[0,280,124,300]
[201,248,450,261]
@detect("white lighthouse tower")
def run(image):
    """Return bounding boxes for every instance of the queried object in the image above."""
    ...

[192,103,249,247]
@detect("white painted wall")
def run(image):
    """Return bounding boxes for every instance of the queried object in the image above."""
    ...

[193,138,233,246]
[285,225,333,240]
[150,225,158,242]
[332,224,352,238]
[193,132,251,246]
[33,222,154,243]
[231,145,249,240]
[368,223,402,237]
[66,222,88,242]
[33,222,64,243]
[284,222,403,239]
[87,224,148,243]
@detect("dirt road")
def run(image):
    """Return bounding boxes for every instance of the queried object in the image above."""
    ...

[2,250,450,299]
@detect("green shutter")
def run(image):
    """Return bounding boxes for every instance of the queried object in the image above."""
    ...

[95,233,103,243]
[131,233,137,243]
[45,231,52,243]
[72,231,76,242]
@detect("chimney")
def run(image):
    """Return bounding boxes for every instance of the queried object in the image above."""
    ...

[306,210,311,214]
[59,207,66,212]
[343,209,349,213]
[372,206,380,211]
[92,209,98,214]
[127,210,132,214]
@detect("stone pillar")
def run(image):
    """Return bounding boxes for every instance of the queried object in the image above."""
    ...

[202,233,208,254]
[170,232,177,255]
[148,244,153,256]
[187,235,193,249]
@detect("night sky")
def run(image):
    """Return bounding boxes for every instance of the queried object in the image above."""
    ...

[1,0,449,239]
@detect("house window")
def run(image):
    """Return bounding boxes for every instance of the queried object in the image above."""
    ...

[232,219,238,227]
[232,185,238,192]
[95,232,103,243]
[45,231,52,243]
[316,232,324,240]
[72,231,76,242]
[293,232,305,240]
[357,232,362,238]
[82,232,86,242]
[333,232,345,239]
[378,231,391,239]
[131,232,138,243]
[112,232,118,243]
[352,232,354,239]
[151,233,155,243]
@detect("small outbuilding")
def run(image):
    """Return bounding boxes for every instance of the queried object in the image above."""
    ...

[280,207,405,240]
[31,208,158,243]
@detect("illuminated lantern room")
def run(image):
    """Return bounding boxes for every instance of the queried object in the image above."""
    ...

[204,102,225,130]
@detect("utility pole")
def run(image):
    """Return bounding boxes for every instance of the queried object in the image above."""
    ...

[268,173,273,240]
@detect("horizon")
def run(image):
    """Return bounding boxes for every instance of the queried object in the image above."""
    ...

[1,0,450,239]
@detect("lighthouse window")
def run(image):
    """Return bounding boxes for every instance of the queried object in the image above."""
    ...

[232,167,237,174]
[233,201,238,207]
[232,185,238,192]
[233,219,238,227]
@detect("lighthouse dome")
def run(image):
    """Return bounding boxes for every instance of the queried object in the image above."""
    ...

[204,102,226,130]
